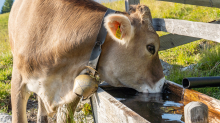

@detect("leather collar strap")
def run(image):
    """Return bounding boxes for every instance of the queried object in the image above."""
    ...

[87,8,115,75]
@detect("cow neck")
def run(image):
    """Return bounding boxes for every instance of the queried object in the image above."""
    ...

[84,8,115,77]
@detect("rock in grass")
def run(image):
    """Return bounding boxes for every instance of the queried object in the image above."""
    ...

[160,59,173,76]
[0,113,12,123]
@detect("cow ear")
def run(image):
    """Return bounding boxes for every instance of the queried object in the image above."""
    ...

[104,14,134,45]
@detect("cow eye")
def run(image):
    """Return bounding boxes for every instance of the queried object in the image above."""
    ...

[147,45,155,55]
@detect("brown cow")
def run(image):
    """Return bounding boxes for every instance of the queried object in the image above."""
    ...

[9,0,164,122]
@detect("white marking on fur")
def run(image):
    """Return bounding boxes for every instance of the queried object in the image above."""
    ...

[26,74,78,116]
[139,77,165,93]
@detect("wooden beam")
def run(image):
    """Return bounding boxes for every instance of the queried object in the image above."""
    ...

[125,0,140,12]
[157,0,220,8]
[183,88,220,116]
[125,0,129,12]
[164,80,184,97]
[184,102,208,123]
[153,18,220,43]
[159,34,200,51]
[128,0,140,5]
[158,20,220,50]
[166,81,220,122]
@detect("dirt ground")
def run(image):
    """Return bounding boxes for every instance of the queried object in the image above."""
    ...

[1,97,93,123]
[26,98,94,123]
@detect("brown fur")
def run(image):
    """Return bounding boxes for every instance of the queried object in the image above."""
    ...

[10,0,107,77]
[9,1,164,122]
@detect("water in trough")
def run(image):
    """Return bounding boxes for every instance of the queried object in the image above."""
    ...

[103,87,185,123]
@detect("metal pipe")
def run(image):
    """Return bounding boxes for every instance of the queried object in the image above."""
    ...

[182,77,220,89]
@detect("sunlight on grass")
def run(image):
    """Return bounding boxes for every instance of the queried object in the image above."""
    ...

[0,13,12,113]
[141,0,220,22]
[102,0,125,11]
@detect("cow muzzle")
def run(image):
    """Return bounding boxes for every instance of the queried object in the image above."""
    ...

[73,74,99,100]
[138,77,166,93]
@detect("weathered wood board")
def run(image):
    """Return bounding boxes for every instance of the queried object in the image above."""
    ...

[164,81,220,123]
[158,20,220,51]
[183,89,220,116]
[91,88,150,123]
[152,18,220,43]
[125,0,140,12]
[159,34,200,51]
[158,0,220,8]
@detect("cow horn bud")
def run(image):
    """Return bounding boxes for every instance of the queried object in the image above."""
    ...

[136,5,154,32]
[73,75,98,100]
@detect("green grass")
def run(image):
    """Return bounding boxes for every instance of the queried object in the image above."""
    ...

[141,0,220,22]
[102,0,125,11]
[0,13,12,113]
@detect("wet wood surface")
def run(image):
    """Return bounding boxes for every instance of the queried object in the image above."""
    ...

[166,81,220,123]
[91,87,150,123]
[183,89,220,121]
[164,80,183,97]
[184,102,208,123]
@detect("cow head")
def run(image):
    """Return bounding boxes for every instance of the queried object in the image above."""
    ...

[98,5,165,93]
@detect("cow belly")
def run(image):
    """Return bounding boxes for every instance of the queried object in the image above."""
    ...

[26,75,77,116]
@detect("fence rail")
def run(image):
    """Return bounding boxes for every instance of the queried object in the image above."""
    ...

[153,18,220,44]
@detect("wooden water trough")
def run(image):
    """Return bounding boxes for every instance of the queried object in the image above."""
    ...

[90,81,220,123]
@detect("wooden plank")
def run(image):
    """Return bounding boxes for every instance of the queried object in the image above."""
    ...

[153,18,220,43]
[125,0,140,12]
[157,0,220,8]
[166,81,220,115]
[183,89,220,122]
[158,20,220,50]
[164,80,184,97]
[183,89,220,115]
[166,81,220,122]
[184,102,208,123]
[182,100,220,123]
[91,87,150,123]
[129,0,140,5]
[125,0,129,12]
[159,34,200,51]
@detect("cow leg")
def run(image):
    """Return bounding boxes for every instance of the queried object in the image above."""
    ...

[57,95,80,123]
[37,96,48,123]
[11,68,30,123]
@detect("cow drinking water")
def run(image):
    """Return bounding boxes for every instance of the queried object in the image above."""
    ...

[9,0,164,122]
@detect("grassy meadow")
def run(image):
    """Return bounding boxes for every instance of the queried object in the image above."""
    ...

[0,0,220,116]
[0,13,12,113]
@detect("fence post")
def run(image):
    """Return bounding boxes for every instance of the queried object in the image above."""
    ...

[184,101,208,123]
[125,0,140,12]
